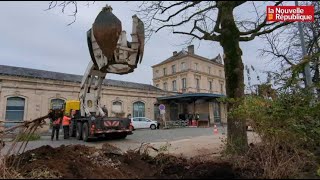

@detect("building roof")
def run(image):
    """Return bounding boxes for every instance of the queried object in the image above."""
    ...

[157,93,225,101]
[152,50,224,68]
[0,65,163,91]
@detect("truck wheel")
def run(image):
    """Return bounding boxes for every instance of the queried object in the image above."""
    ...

[150,124,156,130]
[119,133,127,139]
[76,122,83,140]
[82,122,90,142]
[114,133,127,139]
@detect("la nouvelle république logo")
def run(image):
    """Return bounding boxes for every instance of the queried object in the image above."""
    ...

[267,6,314,22]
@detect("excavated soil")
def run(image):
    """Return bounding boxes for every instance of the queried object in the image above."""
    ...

[7,144,239,179]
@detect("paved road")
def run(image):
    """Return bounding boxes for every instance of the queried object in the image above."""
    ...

[2,127,225,154]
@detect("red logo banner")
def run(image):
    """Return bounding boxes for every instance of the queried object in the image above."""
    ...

[267,6,314,22]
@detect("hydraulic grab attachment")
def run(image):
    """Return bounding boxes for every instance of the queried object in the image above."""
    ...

[79,5,145,118]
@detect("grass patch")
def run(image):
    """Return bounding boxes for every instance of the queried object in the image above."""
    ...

[16,133,41,142]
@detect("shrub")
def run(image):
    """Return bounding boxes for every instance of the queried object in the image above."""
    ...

[229,89,320,178]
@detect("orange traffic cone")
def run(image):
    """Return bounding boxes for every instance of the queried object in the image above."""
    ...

[213,125,218,135]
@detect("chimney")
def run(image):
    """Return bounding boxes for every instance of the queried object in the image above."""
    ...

[187,45,194,54]
[173,51,177,56]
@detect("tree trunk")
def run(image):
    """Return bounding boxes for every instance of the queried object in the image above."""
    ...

[218,2,248,154]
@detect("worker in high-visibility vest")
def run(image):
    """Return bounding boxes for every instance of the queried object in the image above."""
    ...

[51,109,62,141]
[62,113,71,139]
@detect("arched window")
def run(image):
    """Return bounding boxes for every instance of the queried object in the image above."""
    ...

[50,99,65,109]
[133,101,145,117]
[5,97,25,127]
[112,101,123,113]
[50,98,65,110]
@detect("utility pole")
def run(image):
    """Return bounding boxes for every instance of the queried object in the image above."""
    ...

[295,1,313,88]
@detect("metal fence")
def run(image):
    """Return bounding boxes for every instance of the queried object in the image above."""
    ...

[163,120,189,129]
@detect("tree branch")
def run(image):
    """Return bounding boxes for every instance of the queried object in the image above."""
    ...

[155,4,217,33]
[173,31,202,40]
[160,1,186,14]
[239,1,284,35]
[239,22,292,41]
[153,1,201,23]
[233,1,247,8]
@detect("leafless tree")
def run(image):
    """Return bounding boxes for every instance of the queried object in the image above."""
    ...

[46,1,95,26]
[135,1,296,154]
[260,1,320,94]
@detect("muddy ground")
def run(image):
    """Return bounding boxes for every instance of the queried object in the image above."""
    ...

[7,144,239,179]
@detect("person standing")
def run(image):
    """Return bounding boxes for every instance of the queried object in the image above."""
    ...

[102,105,108,117]
[127,113,132,119]
[62,113,71,139]
[51,109,62,141]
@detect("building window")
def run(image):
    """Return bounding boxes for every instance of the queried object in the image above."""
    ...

[172,65,176,74]
[163,68,167,76]
[196,78,200,92]
[50,98,65,110]
[156,84,159,88]
[209,81,212,92]
[5,97,25,127]
[195,63,198,71]
[172,80,177,91]
[112,101,122,113]
[133,101,145,117]
[181,62,186,71]
[208,67,211,74]
[163,82,168,91]
[182,78,187,92]
[219,70,222,77]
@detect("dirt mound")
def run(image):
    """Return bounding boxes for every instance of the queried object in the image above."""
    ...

[8,144,239,179]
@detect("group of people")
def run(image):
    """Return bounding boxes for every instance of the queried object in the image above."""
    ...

[48,109,74,141]
[178,112,201,126]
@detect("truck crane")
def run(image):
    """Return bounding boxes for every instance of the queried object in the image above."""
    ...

[64,5,145,142]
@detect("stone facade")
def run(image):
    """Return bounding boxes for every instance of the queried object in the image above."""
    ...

[0,45,227,131]
[0,66,169,132]
[153,45,225,95]
[152,45,227,125]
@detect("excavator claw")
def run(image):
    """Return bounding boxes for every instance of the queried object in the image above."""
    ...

[80,4,145,117]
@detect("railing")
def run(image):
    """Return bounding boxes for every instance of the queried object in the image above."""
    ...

[164,120,189,129]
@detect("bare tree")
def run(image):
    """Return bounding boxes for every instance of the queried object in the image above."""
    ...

[46,1,95,25]
[46,1,310,154]
[260,1,320,94]
[134,1,297,154]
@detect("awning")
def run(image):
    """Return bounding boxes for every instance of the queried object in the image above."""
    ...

[157,93,225,102]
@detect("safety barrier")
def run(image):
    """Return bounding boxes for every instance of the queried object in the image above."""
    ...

[164,120,189,129]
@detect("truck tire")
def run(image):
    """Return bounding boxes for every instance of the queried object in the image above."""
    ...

[69,121,76,137]
[150,124,156,130]
[114,133,127,139]
[119,133,127,139]
[82,122,90,142]
[76,122,83,140]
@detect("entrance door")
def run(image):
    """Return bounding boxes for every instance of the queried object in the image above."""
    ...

[213,102,221,123]
[170,103,178,121]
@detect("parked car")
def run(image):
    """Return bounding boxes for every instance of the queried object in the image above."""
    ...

[130,117,159,130]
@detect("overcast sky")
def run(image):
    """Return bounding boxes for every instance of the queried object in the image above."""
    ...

[0,1,294,87]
